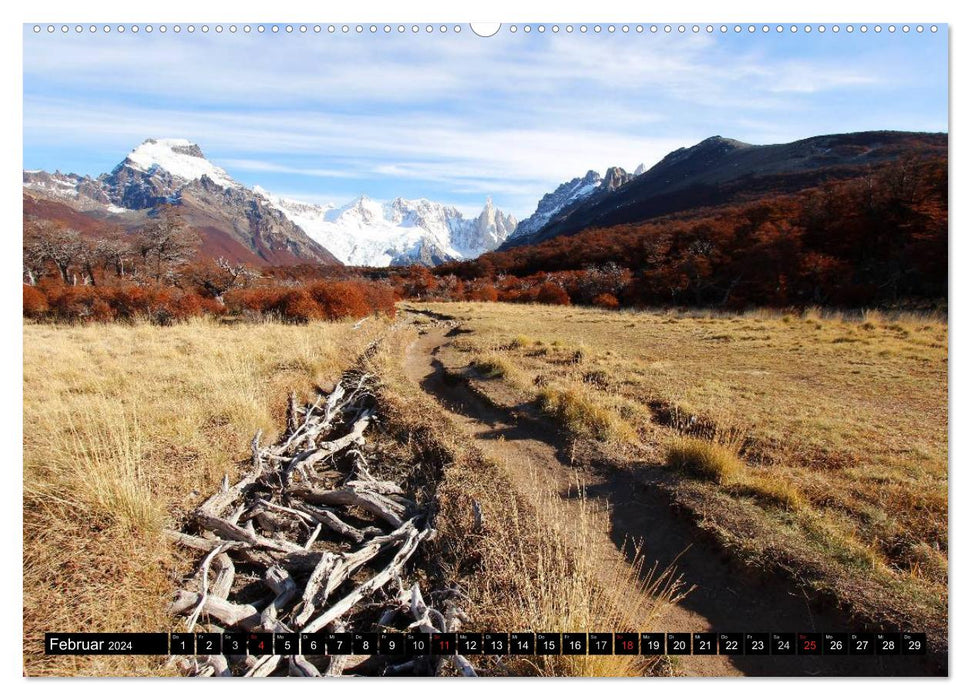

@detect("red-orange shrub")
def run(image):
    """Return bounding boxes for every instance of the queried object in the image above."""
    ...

[273,289,322,323]
[224,287,283,315]
[23,285,48,318]
[168,291,211,320]
[361,283,398,318]
[25,276,398,325]
[592,293,620,309]
[469,284,499,302]
[534,282,572,306]
[307,281,370,320]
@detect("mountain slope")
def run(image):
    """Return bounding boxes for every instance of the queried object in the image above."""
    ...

[501,131,948,249]
[24,139,342,266]
[506,166,635,245]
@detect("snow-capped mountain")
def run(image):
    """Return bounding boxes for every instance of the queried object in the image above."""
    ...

[24,139,340,266]
[99,138,239,210]
[506,165,642,245]
[124,138,237,188]
[264,192,517,267]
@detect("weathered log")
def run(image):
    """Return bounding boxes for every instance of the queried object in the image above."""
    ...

[304,522,322,549]
[293,521,412,627]
[452,655,478,678]
[194,511,304,554]
[289,485,405,528]
[397,583,477,677]
[301,386,372,451]
[227,502,248,526]
[255,510,291,534]
[276,549,326,573]
[403,584,446,635]
[169,590,261,630]
[260,566,297,630]
[324,654,348,677]
[203,655,231,677]
[292,552,338,627]
[303,523,428,633]
[165,529,234,552]
[211,553,235,601]
[285,412,372,478]
[186,541,238,631]
[322,621,350,677]
[275,383,343,455]
[245,655,281,677]
[293,503,372,544]
[257,498,315,525]
[171,371,454,677]
[376,605,400,631]
[344,479,405,496]
[289,655,321,677]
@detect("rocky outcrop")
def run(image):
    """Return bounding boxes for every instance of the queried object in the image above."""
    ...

[504,166,633,247]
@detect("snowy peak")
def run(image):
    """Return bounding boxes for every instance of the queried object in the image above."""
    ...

[509,166,632,242]
[98,138,241,210]
[119,138,237,189]
[474,196,517,245]
[328,195,385,225]
[267,192,517,267]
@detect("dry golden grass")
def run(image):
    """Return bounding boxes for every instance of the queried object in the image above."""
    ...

[407,301,948,641]
[23,318,383,676]
[471,352,513,379]
[667,435,806,510]
[666,436,746,485]
[538,385,639,444]
[479,466,682,677]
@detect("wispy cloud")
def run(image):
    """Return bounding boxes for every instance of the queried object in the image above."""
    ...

[220,159,364,180]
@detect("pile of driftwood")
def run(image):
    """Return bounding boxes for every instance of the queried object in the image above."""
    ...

[166,371,474,677]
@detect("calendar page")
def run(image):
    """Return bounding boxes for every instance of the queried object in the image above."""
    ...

[21,16,948,679]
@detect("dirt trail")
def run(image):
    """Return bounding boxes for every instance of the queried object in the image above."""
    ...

[402,319,930,677]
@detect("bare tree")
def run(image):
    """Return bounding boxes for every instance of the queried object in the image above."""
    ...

[23,221,87,284]
[93,234,135,281]
[134,209,200,283]
[187,257,258,302]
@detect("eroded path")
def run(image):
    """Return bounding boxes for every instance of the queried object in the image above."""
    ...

[402,318,929,677]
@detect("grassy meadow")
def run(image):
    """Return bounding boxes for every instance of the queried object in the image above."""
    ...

[21,300,948,675]
[22,318,384,675]
[409,302,948,642]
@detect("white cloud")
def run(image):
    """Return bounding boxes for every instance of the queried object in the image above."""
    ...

[220,159,364,180]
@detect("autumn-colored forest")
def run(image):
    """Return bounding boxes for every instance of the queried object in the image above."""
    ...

[22,155,946,324]
[437,155,948,310]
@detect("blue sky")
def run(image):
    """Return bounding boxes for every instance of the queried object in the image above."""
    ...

[23,25,948,218]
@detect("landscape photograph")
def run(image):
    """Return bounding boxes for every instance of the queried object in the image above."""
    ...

[21,22,947,678]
